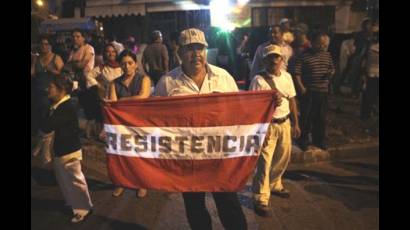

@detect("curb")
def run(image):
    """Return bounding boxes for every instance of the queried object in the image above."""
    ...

[290,142,379,164]
[81,139,379,176]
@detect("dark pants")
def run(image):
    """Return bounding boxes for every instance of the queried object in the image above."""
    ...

[78,89,94,121]
[77,86,103,122]
[299,91,328,147]
[361,77,379,119]
[88,86,104,123]
[182,192,247,230]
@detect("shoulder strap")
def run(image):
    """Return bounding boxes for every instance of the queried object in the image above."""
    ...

[259,71,277,90]
[259,71,290,100]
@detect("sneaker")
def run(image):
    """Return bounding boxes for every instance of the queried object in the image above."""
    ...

[70,209,92,223]
[253,202,271,217]
[112,187,125,197]
[137,189,147,198]
[271,188,290,198]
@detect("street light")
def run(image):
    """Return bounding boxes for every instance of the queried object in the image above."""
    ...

[36,0,44,7]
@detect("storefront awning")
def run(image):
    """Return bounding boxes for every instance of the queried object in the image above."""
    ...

[249,0,339,7]
[85,4,146,17]
[146,1,209,13]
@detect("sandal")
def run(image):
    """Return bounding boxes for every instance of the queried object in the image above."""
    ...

[70,209,92,223]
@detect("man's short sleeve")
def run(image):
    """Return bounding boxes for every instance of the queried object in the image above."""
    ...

[249,75,268,91]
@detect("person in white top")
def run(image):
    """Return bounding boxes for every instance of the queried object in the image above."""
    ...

[87,44,123,98]
[249,44,300,217]
[86,43,123,139]
[68,29,95,80]
[67,29,96,140]
[250,25,293,81]
[155,28,248,230]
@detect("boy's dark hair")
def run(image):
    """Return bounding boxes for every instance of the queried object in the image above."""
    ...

[51,73,73,94]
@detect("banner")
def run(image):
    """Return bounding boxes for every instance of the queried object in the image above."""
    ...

[103,91,277,192]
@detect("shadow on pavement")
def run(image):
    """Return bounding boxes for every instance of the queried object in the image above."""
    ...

[284,169,378,211]
[95,215,149,230]
[31,198,149,230]
[31,167,57,186]
[31,197,71,215]
[284,170,378,187]
[304,184,378,211]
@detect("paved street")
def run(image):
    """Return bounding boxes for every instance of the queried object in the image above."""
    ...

[31,154,378,230]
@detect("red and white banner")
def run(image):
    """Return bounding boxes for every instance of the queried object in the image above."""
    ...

[103,91,277,192]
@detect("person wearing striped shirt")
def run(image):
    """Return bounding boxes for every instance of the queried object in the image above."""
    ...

[294,32,335,151]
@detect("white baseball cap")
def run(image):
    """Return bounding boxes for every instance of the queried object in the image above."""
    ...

[179,28,208,47]
[262,44,283,58]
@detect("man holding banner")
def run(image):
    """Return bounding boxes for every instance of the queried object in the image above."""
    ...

[250,44,301,217]
[155,28,248,230]
[103,28,280,229]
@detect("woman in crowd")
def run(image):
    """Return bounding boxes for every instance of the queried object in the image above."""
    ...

[67,29,95,138]
[31,34,64,134]
[86,44,122,139]
[107,49,152,198]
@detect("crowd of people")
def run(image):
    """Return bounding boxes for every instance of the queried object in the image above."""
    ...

[31,16,379,227]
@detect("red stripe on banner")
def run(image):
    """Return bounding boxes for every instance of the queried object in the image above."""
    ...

[106,154,259,192]
[103,90,277,127]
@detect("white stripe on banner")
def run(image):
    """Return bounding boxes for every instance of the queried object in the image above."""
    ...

[104,123,270,160]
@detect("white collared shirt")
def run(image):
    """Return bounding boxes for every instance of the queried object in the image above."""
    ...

[250,71,296,119]
[154,63,239,96]
[51,95,71,111]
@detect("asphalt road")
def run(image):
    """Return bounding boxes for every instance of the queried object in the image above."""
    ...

[31,154,378,230]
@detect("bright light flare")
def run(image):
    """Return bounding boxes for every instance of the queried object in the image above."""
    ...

[36,0,44,7]
[237,0,250,7]
[210,0,235,32]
